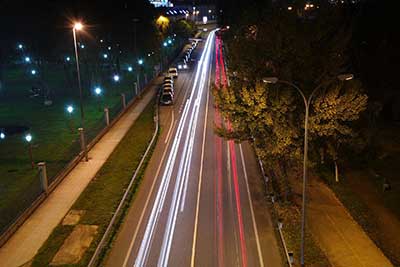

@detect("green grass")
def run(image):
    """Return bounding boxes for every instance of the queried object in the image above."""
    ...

[0,64,144,234]
[32,99,157,267]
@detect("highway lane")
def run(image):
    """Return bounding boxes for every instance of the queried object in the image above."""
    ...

[105,28,282,267]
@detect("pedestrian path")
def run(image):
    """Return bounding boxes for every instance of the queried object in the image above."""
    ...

[0,79,160,267]
[306,177,393,267]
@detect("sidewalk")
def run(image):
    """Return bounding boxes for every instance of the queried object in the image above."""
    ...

[298,176,394,267]
[0,79,159,267]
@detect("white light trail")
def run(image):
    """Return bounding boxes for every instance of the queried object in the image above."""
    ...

[134,29,217,267]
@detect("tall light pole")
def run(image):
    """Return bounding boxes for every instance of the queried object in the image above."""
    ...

[263,73,354,267]
[72,22,88,161]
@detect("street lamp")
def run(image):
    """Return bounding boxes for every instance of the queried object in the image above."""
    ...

[72,21,88,161]
[113,74,120,82]
[25,56,31,63]
[103,53,108,59]
[66,105,75,132]
[0,132,5,140]
[138,59,144,65]
[31,69,37,75]
[25,133,34,169]
[66,56,71,62]
[18,44,23,50]
[128,66,133,72]
[94,87,102,96]
[263,74,354,267]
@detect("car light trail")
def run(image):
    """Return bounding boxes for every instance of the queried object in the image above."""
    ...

[216,34,248,267]
[134,29,217,267]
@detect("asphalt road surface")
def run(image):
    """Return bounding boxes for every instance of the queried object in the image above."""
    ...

[105,28,283,267]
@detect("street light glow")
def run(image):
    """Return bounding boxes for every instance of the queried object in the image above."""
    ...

[94,87,102,95]
[0,132,5,139]
[103,53,108,59]
[25,134,32,143]
[288,6,293,10]
[113,74,120,82]
[74,22,83,31]
[168,39,172,44]
[108,46,112,50]
[18,44,23,49]
[31,69,37,75]
[66,105,74,114]
[163,42,168,47]
[138,59,144,65]
[80,44,85,49]
[128,66,133,72]
[25,56,31,63]
[66,56,71,61]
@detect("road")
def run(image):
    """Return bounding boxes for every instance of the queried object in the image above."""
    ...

[105,28,283,267]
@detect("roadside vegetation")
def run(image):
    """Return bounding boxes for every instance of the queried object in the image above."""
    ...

[214,0,398,265]
[32,99,156,267]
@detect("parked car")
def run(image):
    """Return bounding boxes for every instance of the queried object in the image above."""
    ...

[168,68,178,78]
[177,61,188,70]
[160,92,174,105]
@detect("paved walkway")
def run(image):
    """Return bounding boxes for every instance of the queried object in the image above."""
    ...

[304,177,393,267]
[0,80,159,267]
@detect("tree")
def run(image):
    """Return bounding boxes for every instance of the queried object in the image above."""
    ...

[309,80,368,182]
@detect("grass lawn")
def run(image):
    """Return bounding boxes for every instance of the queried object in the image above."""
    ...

[0,63,147,235]
[32,98,157,267]
[317,123,400,266]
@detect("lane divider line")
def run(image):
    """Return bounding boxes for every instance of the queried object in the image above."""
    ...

[239,144,265,267]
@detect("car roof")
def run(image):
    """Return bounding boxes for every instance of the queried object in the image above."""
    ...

[168,68,178,72]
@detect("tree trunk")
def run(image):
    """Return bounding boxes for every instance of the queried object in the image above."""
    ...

[334,160,339,182]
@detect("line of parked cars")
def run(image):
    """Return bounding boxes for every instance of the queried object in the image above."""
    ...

[160,68,178,105]
[177,41,198,71]
[160,41,198,105]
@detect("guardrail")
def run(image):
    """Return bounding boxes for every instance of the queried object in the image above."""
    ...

[256,154,293,267]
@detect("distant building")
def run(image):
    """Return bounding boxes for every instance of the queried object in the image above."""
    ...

[149,0,173,8]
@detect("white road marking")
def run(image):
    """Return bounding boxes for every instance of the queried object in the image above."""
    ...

[239,144,265,267]
[190,52,211,267]
[165,110,175,144]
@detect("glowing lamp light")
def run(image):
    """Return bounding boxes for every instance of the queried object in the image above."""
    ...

[66,105,74,114]
[100,39,104,43]
[288,6,293,10]
[0,132,5,139]
[66,56,71,61]
[138,59,144,65]
[163,42,168,47]
[128,66,133,72]
[108,46,112,50]
[168,39,172,44]
[103,54,108,59]
[80,44,85,49]
[25,134,32,143]
[74,22,83,31]
[31,69,37,75]
[18,44,23,49]
[25,57,31,63]
[113,75,120,82]
[94,87,102,95]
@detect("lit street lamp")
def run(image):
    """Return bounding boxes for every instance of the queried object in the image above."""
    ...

[25,56,31,63]
[263,73,354,267]
[66,105,75,132]
[72,21,88,161]
[0,132,5,140]
[25,133,34,169]
[31,69,37,75]
[128,66,133,72]
[113,74,120,82]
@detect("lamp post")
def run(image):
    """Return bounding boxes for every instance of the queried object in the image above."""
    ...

[263,73,354,267]
[25,133,34,169]
[72,22,88,161]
